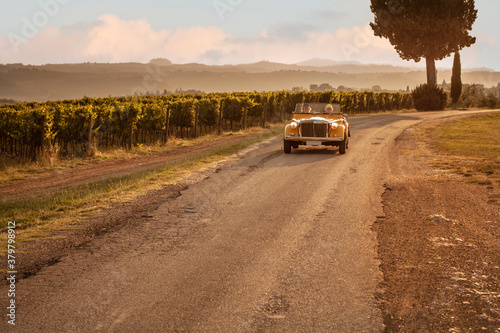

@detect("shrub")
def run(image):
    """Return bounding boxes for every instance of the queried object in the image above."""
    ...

[481,93,499,109]
[411,84,448,111]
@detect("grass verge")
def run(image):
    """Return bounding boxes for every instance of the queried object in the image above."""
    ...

[428,111,500,186]
[0,126,283,251]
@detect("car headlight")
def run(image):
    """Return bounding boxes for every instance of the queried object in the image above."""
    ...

[291,122,298,129]
[330,123,338,130]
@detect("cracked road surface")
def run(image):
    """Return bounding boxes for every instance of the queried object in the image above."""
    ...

[2,111,483,332]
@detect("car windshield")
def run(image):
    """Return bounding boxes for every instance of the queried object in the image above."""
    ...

[294,103,341,114]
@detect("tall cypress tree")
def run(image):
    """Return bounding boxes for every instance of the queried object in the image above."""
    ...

[451,51,462,106]
[370,0,477,85]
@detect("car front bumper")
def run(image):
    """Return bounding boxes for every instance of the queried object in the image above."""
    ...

[284,136,344,142]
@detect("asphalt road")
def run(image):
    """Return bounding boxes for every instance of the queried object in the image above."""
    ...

[2,111,483,332]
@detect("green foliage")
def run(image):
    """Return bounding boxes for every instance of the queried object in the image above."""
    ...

[170,100,195,129]
[138,103,165,133]
[370,0,477,85]
[458,85,499,109]
[480,93,500,109]
[370,0,477,62]
[197,98,219,128]
[0,90,415,160]
[412,84,448,111]
[451,52,462,105]
[222,95,243,128]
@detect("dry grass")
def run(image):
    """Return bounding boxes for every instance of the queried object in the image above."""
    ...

[427,112,500,185]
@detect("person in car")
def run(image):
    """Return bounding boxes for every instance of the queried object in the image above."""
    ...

[301,104,311,113]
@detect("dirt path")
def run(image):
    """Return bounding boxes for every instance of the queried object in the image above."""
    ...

[0,131,269,202]
[376,121,500,332]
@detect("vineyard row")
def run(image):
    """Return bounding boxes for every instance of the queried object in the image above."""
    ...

[0,90,413,160]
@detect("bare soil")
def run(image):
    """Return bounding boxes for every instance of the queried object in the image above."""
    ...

[0,130,268,202]
[376,125,500,332]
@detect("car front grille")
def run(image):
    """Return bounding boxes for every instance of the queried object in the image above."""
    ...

[300,122,328,137]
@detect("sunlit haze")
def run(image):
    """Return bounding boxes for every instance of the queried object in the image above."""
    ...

[1,0,498,70]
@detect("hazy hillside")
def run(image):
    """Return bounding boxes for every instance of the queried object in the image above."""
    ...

[0,59,498,102]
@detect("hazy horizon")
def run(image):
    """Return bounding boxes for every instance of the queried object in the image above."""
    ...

[2,57,497,72]
[2,60,499,103]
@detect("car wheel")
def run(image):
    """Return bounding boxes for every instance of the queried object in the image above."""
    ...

[339,135,347,154]
[284,139,292,154]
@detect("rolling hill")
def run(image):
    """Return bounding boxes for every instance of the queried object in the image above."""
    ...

[0,59,498,102]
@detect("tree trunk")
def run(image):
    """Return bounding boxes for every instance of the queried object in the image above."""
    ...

[193,106,198,138]
[165,106,170,142]
[243,102,247,130]
[426,57,437,85]
[88,113,94,156]
[262,98,268,127]
[128,121,133,150]
[280,96,285,122]
[218,100,223,135]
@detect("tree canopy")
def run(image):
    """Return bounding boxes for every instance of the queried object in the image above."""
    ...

[370,0,477,84]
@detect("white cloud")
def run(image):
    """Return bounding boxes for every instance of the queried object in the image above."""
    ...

[0,25,88,64]
[216,24,402,65]
[162,26,229,63]
[0,14,495,70]
[84,14,171,63]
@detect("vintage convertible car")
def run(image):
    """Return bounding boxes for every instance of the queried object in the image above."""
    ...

[283,103,350,154]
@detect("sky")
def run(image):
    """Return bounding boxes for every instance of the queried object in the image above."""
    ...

[0,0,499,70]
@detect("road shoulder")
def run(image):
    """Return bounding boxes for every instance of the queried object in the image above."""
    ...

[375,121,500,332]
